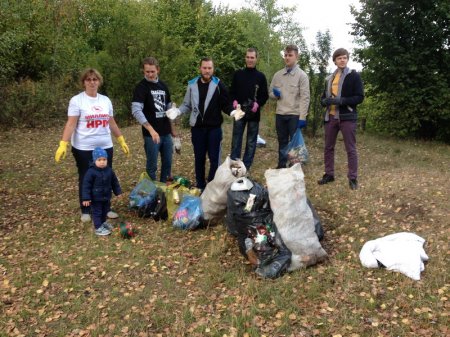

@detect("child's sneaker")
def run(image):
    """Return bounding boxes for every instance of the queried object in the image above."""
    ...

[102,222,114,231]
[95,226,111,236]
[107,211,119,219]
[81,214,91,223]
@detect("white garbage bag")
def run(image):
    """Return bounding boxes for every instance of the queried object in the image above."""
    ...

[265,164,327,270]
[201,156,247,222]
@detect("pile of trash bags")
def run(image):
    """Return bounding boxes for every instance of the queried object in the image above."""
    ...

[226,164,327,278]
[128,173,203,229]
[129,158,327,279]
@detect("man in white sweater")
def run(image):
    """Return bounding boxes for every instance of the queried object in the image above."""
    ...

[269,45,310,169]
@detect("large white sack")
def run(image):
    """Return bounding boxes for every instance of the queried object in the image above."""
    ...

[265,164,327,270]
[201,156,246,222]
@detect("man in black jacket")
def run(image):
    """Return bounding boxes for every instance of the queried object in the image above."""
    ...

[131,57,176,183]
[319,48,364,190]
[229,48,269,170]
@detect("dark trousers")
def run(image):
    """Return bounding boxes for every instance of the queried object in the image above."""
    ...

[71,146,113,214]
[275,114,298,168]
[191,127,222,189]
[324,118,358,180]
[91,200,110,229]
[230,119,259,170]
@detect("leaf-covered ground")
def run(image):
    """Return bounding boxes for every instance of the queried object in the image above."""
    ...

[0,116,449,337]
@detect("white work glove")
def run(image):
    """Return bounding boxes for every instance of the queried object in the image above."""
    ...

[166,103,181,120]
[230,104,245,121]
[173,136,181,154]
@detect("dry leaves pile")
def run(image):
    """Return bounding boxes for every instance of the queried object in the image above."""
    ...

[0,120,448,336]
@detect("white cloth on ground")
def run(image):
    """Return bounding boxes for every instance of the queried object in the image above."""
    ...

[359,232,428,281]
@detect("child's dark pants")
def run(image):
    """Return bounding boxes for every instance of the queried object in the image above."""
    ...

[91,200,110,229]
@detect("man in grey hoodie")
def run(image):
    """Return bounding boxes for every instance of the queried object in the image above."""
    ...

[177,57,233,189]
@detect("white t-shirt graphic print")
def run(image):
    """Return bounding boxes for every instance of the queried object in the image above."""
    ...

[68,92,114,150]
[151,89,167,118]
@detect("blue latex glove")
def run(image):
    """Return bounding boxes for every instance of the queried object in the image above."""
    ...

[272,87,281,98]
[297,120,307,129]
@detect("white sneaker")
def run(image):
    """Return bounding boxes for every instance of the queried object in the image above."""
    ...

[81,214,91,223]
[95,226,111,236]
[102,222,114,231]
[107,211,119,219]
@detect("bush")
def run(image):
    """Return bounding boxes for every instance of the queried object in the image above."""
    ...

[0,77,77,128]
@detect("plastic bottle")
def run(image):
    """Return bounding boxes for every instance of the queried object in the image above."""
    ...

[245,238,259,266]
[173,189,180,204]
[174,175,191,188]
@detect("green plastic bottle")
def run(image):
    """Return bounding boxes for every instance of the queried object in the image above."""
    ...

[173,175,191,188]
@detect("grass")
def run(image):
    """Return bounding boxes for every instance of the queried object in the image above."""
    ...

[0,113,449,337]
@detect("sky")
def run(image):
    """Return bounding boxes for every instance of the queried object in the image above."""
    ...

[211,0,362,70]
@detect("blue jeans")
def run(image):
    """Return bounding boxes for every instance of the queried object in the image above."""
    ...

[72,146,114,214]
[191,127,222,189]
[275,114,298,168]
[230,119,259,170]
[144,135,173,182]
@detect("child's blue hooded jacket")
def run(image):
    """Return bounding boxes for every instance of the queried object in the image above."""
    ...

[82,163,122,202]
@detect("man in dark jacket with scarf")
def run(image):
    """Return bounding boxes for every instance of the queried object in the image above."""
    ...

[229,48,269,170]
[177,57,233,189]
[319,48,364,190]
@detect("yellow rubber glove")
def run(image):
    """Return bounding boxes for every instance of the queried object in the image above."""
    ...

[117,135,130,155]
[55,141,69,163]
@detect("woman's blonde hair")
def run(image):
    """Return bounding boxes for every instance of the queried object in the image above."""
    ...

[79,68,103,87]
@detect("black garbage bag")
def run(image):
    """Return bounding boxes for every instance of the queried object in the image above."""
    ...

[247,214,291,279]
[226,179,291,279]
[226,178,271,256]
[138,188,168,221]
[306,198,324,241]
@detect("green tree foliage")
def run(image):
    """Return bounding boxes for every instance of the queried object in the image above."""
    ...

[352,0,450,142]
[309,30,332,137]
[233,9,281,78]
[248,0,310,73]
[0,0,310,129]
[194,8,250,85]
[0,0,90,126]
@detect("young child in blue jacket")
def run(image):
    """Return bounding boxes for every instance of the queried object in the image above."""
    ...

[82,147,122,236]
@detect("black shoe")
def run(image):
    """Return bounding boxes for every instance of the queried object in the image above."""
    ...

[318,174,334,185]
[349,179,358,190]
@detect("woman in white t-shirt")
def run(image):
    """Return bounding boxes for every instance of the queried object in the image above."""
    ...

[54,68,130,223]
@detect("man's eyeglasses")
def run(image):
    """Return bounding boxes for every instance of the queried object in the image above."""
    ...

[85,78,99,82]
